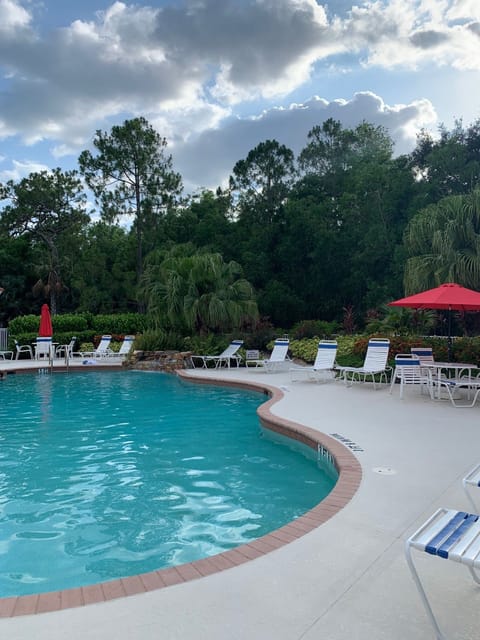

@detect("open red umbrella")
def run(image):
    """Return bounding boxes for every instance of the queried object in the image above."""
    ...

[388,283,480,312]
[389,283,480,359]
[39,303,53,337]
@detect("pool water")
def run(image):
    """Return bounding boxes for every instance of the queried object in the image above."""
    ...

[0,371,336,597]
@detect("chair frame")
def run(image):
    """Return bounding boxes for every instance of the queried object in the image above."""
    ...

[14,339,33,360]
[290,340,337,383]
[109,335,135,358]
[405,507,480,640]
[55,336,80,359]
[463,463,480,512]
[191,340,244,369]
[336,338,391,389]
[247,338,291,372]
[35,336,53,360]
[389,354,434,399]
[80,335,113,359]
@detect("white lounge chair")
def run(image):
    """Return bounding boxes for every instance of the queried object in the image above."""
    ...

[80,335,112,359]
[336,338,390,389]
[191,340,243,369]
[35,336,53,359]
[247,338,291,372]
[405,507,480,640]
[290,340,337,382]
[389,354,434,399]
[110,335,135,359]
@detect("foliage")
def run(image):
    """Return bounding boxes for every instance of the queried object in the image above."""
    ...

[91,313,147,334]
[230,139,296,225]
[403,188,480,293]
[0,168,89,314]
[290,319,339,340]
[289,338,320,363]
[141,245,258,335]
[79,117,183,293]
[133,329,185,351]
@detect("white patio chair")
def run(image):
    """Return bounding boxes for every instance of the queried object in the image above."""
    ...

[34,336,53,359]
[290,340,337,382]
[55,336,81,359]
[109,335,135,359]
[389,354,434,399]
[191,340,243,368]
[14,339,33,359]
[405,507,480,640]
[80,335,113,359]
[247,338,291,372]
[336,338,390,389]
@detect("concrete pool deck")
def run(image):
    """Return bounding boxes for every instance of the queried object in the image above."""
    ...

[2,365,480,639]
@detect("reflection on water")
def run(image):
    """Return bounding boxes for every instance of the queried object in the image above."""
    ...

[0,371,336,597]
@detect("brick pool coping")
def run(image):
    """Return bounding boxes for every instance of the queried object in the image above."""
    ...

[0,371,362,618]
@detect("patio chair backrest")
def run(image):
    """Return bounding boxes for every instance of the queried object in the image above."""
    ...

[313,340,337,369]
[35,336,53,358]
[95,335,112,355]
[363,338,390,371]
[219,340,244,358]
[411,347,434,364]
[393,354,422,384]
[118,335,135,355]
[269,338,290,362]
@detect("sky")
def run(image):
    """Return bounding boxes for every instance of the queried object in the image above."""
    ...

[0,0,479,196]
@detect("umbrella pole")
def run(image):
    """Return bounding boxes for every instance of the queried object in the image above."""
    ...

[447,307,453,361]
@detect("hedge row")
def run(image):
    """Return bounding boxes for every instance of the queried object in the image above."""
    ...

[8,312,147,348]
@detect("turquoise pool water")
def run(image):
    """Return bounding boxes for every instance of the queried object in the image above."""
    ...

[0,371,336,597]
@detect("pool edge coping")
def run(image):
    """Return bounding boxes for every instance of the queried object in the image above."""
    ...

[0,370,362,618]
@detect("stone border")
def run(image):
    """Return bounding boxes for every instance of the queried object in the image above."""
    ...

[0,371,361,617]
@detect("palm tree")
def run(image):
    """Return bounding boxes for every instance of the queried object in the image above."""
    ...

[403,189,480,293]
[141,245,259,334]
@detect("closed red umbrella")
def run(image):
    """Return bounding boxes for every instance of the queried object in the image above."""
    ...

[39,303,53,337]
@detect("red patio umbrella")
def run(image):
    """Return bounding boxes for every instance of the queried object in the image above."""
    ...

[388,282,480,359]
[38,303,53,337]
[388,283,480,312]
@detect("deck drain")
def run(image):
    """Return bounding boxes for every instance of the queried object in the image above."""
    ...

[372,467,397,475]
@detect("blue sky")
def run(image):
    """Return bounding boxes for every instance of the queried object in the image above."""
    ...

[0,0,479,196]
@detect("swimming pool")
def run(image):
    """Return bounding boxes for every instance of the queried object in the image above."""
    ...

[0,371,337,597]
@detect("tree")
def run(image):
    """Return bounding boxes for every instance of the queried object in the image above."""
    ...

[79,117,182,295]
[69,222,137,313]
[403,189,480,293]
[0,169,88,314]
[229,139,296,225]
[141,245,258,334]
[409,119,480,203]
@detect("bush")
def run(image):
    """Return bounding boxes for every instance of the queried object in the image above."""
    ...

[290,319,339,340]
[134,329,185,351]
[91,313,147,334]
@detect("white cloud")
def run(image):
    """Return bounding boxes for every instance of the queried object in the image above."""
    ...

[173,91,438,193]
[0,0,476,193]
[0,159,50,182]
[0,0,31,33]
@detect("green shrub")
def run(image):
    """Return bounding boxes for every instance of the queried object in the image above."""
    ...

[290,320,339,340]
[91,313,147,334]
[134,329,184,351]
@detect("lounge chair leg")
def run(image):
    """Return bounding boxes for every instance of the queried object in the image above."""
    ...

[404,543,447,640]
